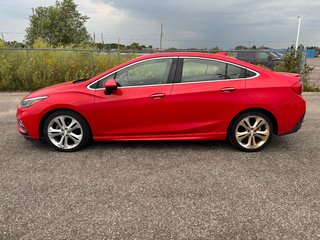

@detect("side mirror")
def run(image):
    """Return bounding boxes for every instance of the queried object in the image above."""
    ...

[104,79,118,95]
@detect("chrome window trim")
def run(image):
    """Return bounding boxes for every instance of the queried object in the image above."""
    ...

[87,57,177,90]
[87,56,260,91]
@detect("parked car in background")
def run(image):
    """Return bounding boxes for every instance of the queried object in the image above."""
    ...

[229,50,282,69]
[17,52,305,152]
[270,51,284,58]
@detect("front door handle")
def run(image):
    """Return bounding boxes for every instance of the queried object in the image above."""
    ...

[149,93,166,99]
[220,87,236,93]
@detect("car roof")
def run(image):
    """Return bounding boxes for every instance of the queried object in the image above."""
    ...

[130,52,265,70]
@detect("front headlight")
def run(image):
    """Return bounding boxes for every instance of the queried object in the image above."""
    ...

[21,96,48,108]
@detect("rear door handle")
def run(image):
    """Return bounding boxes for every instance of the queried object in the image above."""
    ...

[149,93,166,99]
[220,87,236,93]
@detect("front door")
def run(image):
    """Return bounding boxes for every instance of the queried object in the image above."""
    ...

[93,58,174,137]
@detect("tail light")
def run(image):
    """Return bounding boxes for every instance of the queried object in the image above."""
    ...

[291,82,303,95]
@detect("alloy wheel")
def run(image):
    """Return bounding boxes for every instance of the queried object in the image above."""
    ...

[235,115,271,150]
[47,115,83,150]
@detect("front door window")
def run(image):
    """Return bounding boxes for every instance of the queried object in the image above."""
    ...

[115,58,172,87]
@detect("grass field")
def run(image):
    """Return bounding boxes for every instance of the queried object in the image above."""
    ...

[0,48,135,91]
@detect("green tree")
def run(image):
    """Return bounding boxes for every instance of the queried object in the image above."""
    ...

[210,46,221,52]
[258,45,270,49]
[129,42,142,50]
[0,40,6,48]
[274,48,318,91]
[6,41,26,48]
[235,45,248,50]
[274,49,301,73]
[26,0,90,46]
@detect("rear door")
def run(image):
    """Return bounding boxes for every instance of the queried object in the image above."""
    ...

[169,58,247,135]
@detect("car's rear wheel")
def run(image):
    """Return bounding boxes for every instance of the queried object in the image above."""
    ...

[229,112,273,152]
[43,110,90,152]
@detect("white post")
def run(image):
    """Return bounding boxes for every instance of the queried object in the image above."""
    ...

[295,16,302,51]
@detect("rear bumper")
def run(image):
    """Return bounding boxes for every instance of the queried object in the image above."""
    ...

[279,113,305,136]
[277,94,306,135]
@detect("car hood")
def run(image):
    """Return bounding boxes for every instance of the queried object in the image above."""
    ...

[24,81,76,99]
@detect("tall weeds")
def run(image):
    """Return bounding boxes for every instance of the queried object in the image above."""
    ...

[0,42,135,91]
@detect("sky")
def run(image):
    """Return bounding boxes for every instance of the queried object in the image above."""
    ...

[0,0,319,49]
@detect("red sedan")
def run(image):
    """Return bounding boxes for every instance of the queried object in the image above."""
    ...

[16,52,306,152]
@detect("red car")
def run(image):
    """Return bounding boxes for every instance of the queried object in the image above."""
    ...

[16,52,306,152]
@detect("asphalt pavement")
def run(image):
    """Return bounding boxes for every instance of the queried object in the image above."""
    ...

[0,92,319,240]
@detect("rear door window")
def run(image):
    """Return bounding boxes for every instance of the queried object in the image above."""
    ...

[181,59,226,82]
[181,58,257,82]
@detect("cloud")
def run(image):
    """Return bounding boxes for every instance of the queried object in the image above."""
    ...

[78,0,127,26]
[94,0,320,48]
[0,0,320,48]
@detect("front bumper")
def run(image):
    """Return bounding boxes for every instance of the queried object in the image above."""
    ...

[17,119,29,137]
[16,105,42,139]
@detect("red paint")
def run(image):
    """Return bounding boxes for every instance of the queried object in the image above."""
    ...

[16,52,306,143]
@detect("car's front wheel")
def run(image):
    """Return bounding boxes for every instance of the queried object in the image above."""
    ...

[229,112,273,152]
[43,110,90,152]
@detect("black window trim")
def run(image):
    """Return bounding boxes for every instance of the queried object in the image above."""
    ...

[174,57,259,84]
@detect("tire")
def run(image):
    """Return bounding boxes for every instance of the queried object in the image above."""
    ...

[43,110,90,152]
[228,111,273,152]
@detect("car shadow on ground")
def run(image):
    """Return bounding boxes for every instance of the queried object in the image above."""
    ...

[21,137,234,152]
[91,140,232,151]
[20,135,292,153]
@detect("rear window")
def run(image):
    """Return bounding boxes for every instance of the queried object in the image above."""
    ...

[245,69,258,78]
[227,64,246,79]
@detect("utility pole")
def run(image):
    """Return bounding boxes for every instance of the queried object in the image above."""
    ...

[1,32,4,41]
[160,22,163,51]
[93,32,96,44]
[101,33,104,44]
[295,16,302,52]
[117,37,120,58]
